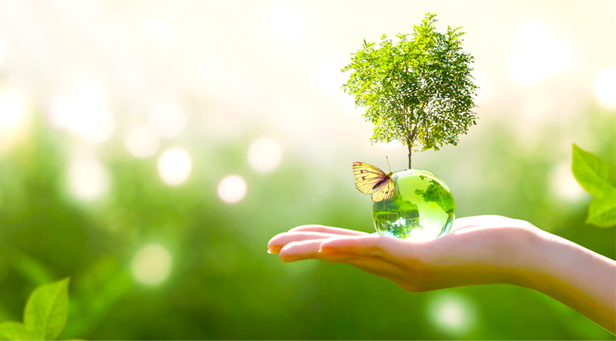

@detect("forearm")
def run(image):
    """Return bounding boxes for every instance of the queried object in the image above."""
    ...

[519,230,616,333]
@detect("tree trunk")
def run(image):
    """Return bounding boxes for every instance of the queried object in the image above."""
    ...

[407,140,412,170]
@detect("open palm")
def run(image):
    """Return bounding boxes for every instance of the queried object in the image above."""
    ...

[268,215,539,292]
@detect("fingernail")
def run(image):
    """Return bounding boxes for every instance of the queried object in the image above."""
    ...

[319,247,335,255]
[268,247,281,254]
[281,256,298,262]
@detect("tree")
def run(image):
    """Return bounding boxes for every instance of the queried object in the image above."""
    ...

[342,13,479,169]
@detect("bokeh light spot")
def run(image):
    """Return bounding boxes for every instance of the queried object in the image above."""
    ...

[248,137,282,173]
[508,22,572,87]
[68,155,109,200]
[158,148,192,185]
[0,88,27,135]
[427,292,478,337]
[271,4,303,43]
[131,243,172,286]
[595,67,616,109]
[218,175,247,204]
[149,102,186,138]
[126,125,160,158]
[550,160,587,202]
[49,78,115,144]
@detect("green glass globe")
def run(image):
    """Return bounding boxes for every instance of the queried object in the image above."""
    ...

[372,169,455,240]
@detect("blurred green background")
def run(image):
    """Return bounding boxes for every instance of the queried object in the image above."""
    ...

[0,0,615,339]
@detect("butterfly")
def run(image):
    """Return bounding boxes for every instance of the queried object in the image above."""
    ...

[352,162,394,202]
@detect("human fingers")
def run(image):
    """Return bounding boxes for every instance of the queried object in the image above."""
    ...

[268,231,343,254]
[278,239,355,263]
[319,234,413,261]
[289,225,368,236]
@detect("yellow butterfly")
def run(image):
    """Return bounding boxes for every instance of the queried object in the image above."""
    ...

[352,161,394,202]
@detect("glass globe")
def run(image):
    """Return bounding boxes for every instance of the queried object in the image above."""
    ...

[372,169,455,240]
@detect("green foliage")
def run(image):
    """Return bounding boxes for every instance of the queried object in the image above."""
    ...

[572,144,616,227]
[342,13,478,168]
[0,278,70,340]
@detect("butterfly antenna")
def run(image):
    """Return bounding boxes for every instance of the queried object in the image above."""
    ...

[386,156,391,173]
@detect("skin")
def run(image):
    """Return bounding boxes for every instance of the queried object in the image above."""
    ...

[267,215,616,334]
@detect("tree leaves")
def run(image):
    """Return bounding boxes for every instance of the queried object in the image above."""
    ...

[0,278,70,340]
[572,144,616,227]
[342,13,478,168]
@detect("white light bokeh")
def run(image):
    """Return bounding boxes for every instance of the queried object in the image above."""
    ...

[125,125,160,158]
[49,78,115,144]
[218,175,247,204]
[248,137,282,173]
[0,88,27,136]
[131,243,172,286]
[595,67,616,109]
[550,160,587,202]
[271,4,303,43]
[138,18,176,47]
[427,292,478,337]
[508,22,572,87]
[157,148,192,185]
[149,102,186,138]
[68,155,109,200]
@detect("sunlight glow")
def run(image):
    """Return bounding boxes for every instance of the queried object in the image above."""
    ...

[149,102,186,138]
[192,60,230,97]
[248,137,282,173]
[68,155,109,200]
[550,160,587,202]
[138,18,176,47]
[158,148,192,185]
[218,175,247,204]
[131,243,172,286]
[595,67,616,109]
[126,125,160,158]
[318,61,345,97]
[49,78,115,144]
[508,22,572,87]
[0,88,27,136]
[271,4,303,43]
[0,38,5,67]
[427,292,478,337]
[472,70,494,105]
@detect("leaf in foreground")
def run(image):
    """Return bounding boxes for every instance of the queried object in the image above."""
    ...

[587,194,616,227]
[24,277,70,340]
[572,144,616,196]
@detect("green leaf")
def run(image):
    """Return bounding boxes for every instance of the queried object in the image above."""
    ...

[587,192,616,227]
[24,278,70,340]
[572,144,616,196]
[0,322,37,340]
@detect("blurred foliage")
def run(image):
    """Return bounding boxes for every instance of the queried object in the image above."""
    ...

[0,106,614,339]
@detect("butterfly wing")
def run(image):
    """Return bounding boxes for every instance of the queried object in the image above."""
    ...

[353,162,386,194]
[371,177,394,202]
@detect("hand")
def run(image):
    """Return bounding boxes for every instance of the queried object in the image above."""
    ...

[267,215,539,292]
[268,215,616,333]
